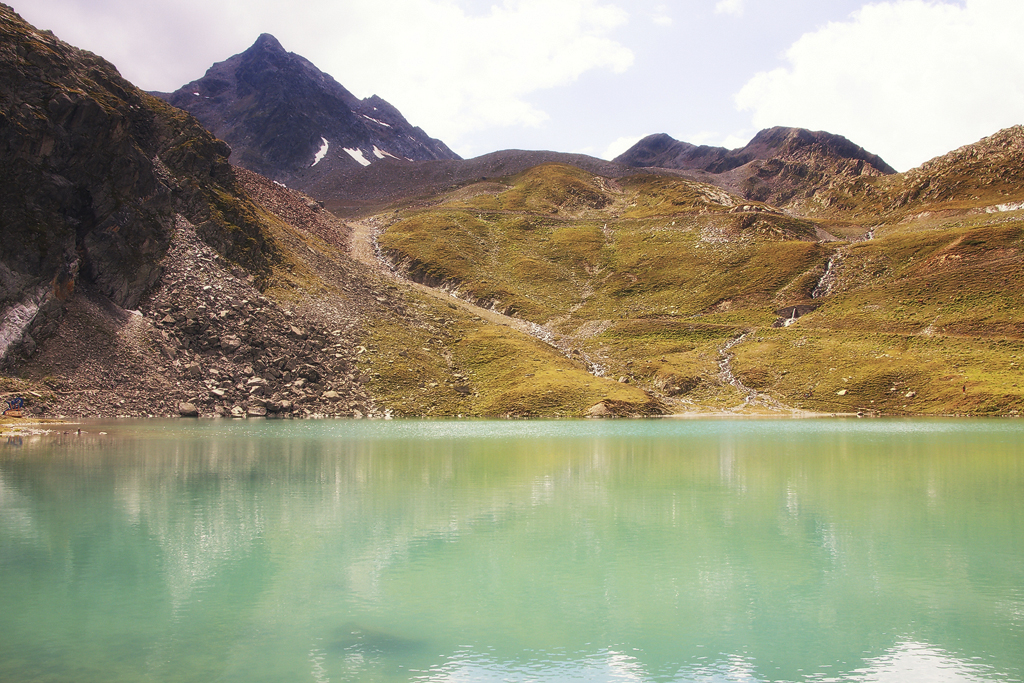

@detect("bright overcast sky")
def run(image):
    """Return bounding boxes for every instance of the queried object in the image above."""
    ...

[14,0,1024,171]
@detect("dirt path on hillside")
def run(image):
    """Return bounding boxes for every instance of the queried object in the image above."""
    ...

[347,219,574,352]
[346,219,832,415]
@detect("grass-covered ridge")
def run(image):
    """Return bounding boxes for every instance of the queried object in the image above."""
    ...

[369,154,1024,416]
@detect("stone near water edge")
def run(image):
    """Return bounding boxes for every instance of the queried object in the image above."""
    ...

[247,405,268,417]
[230,405,246,418]
[178,402,199,417]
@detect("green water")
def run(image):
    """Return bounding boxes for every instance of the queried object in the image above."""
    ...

[1,419,1022,683]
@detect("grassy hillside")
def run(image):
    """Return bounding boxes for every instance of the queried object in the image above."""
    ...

[372,153,1024,416]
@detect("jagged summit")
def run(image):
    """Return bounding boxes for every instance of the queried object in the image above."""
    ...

[155,34,459,183]
[614,127,895,207]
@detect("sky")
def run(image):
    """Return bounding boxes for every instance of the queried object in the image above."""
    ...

[15,0,1024,171]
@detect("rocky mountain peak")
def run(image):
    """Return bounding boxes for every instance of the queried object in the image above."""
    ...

[155,35,459,186]
[740,126,896,174]
[251,32,286,52]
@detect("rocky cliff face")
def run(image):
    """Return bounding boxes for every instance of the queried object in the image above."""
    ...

[0,4,277,366]
[155,34,460,185]
[887,125,1024,209]
[614,127,895,208]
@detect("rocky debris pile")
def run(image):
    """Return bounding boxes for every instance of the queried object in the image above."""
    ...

[235,168,350,250]
[140,216,378,419]
[20,214,379,420]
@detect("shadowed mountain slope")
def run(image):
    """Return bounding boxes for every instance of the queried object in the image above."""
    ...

[155,34,459,184]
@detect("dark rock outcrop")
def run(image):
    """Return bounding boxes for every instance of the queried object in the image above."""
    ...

[154,34,460,184]
[0,4,278,365]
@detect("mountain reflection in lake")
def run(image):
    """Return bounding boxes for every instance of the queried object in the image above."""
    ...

[1,418,1022,682]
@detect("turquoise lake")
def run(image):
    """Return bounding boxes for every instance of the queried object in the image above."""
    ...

[1,418,1022,682]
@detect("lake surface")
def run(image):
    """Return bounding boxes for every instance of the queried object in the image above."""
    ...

[1,418,1022,683]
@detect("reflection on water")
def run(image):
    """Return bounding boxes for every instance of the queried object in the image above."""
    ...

[1,418,1022,682]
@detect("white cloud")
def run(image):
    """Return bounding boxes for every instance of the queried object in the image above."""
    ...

[734,0,1024,171]
[652,3,673,25]
[715,0,745,17]
[601,135,645,160]
[19,0,634,157]
[685,129,755,150]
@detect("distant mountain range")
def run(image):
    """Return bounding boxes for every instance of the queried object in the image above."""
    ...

[153,33,459,184]
[151,33,905,214]
[614,127,897,209]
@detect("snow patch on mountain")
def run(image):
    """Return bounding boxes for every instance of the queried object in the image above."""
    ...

[373,146,397,160]
[311,137,329,167]
[344,147,372,167]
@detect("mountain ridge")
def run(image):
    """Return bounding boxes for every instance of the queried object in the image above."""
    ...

[614,127,896,209]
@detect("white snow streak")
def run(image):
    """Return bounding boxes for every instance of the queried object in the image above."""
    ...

[362,115,392,128]
[311,137,329,167]
[344,147,372,166]
[372,146,397,160]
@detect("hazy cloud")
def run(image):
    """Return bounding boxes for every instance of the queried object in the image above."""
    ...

[651,3,673,25]
[734,0,1024,170]
[715,0,745,17]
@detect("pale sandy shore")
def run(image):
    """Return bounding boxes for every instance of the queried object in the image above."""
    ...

[1,418,76,438]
